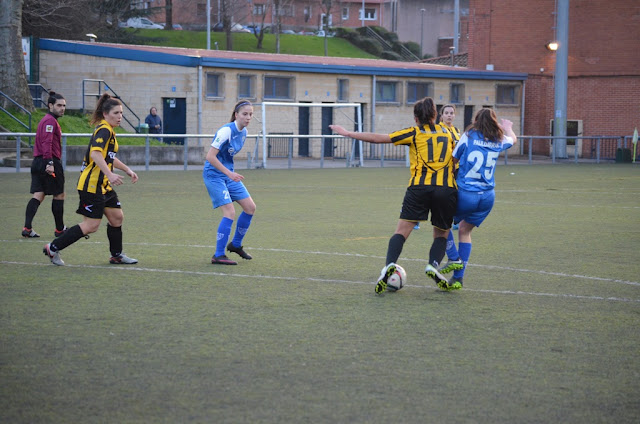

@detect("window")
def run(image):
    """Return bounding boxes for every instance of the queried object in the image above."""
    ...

[238,75,256,99]
[342,7,349,20]
[206,73,224,98]
[338,79,349,101]
[406,82,433,103]
[450,83,465,104]
[376,81,399,103]
[496,84,518,105]
[304,6,312,22]
[253,4,265,15]
[359,8,377,20]
[264,76,294,100]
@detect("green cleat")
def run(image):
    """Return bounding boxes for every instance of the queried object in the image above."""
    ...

[426,264,450,290]
[448,277,463,290]
[438,258,464,274]
[375,263,397,294]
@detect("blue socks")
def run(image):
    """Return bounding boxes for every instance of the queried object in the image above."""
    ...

[453,242,472,279]
[445,230,459,261]
[231,212,253,248]
[215,217,234,257]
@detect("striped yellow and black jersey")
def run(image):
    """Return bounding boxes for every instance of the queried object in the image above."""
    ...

[389,123,457,188]
[77,120,119,194]
[443,123,461,143]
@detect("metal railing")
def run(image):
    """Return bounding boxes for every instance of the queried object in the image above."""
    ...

[2,132,637,173]
[28,84,49,108]
[363,27,420,62]
[0,91,32,135]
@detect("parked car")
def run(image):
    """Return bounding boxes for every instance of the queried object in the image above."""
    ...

[244,24,271,34]
[282,29,296,34]
[212,22,251,32]
[160,23,183,30]
[120,17,164,29]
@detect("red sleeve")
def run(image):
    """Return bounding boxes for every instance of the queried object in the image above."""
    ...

[35,116,56,160]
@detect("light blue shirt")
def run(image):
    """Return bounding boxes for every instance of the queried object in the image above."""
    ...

[453,129,514,192]
[204,122,247,176]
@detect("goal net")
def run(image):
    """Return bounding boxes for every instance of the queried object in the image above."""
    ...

[249,101,364,169]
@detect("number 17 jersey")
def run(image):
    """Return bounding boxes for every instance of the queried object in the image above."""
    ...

[453,129,514,192]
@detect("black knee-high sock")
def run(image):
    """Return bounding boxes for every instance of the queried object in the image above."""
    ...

[429,237,448,268]
[107,224,123,257]
[24,198,41,228]
[386,233,406,265]
[51,199,65,231]
[50,225,84,252]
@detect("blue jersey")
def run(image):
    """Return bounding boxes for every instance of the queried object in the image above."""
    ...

[204,122,247,175]
[453,129,514,192]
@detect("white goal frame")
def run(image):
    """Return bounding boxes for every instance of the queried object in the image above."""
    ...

[259,101,363,169]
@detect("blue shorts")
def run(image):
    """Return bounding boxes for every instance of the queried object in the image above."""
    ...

[203,167,250,209]
[454,189,495,227]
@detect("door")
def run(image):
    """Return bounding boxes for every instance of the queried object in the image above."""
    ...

[322,106,333,157]
[163,97,186,144]
[298,105,310,157]
[464,105,474,130]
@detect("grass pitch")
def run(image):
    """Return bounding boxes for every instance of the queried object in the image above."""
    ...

[1,165,639,423]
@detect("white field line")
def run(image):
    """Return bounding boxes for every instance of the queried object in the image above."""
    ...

[1,260,638,304]
[4,239,639,287]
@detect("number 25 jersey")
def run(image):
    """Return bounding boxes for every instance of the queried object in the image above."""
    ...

[453,129,514,192]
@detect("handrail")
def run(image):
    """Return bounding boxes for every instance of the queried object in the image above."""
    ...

[82,79,141,133]
[0,90,32,144]
[28,84,49,108]
[364,27,420,62]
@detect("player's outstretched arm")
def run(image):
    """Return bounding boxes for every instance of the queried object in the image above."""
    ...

[500,119,518,147]
[329,125,391,144]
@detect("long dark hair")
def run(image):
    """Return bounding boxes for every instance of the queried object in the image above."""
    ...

[47,91,65,106]
[90,93,122,126]
[468,108,504,142]
[230,100,252,122]
[413,97,437,127]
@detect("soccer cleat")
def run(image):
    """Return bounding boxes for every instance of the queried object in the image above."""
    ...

[54,226,67,238]
[425,264,450,290]
[43,243,64,266]
[227,243,252,260]
[211,255,237,265]
[22,227,40,238]
[109,254,138,264]
[438,258,464,274]
[448,277,463,290]
[375,263,397,294]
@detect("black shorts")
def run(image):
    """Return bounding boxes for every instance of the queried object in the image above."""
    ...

[30,157,65,195]
[76,190,121,219]
[399,185,458,230]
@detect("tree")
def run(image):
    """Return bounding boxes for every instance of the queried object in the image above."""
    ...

[164,0,173,31]
[249,0,271,50]
[0,0,33,110]
[320,0,333,56]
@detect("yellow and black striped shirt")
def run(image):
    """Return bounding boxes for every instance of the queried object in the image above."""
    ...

[443,123,461,143]
[77,120,118,194]
[389,123,457,188]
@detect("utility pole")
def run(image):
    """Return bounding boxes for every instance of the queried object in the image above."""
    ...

[453,0,459,53]
[553,0,569,158]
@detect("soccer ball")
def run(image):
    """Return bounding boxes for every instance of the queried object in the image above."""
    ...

[386,265,407,292]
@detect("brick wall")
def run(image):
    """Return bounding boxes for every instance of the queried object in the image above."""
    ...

[467,0,640,137]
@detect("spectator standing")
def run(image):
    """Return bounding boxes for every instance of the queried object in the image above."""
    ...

[145,106,162,139]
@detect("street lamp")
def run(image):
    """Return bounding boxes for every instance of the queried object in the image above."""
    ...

[420,8,425,59]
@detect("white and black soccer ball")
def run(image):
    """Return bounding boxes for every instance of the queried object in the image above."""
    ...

[386,265,407,292]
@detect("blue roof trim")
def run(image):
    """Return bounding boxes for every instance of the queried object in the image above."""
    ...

[39,39,527,81]
[39,39,200,67]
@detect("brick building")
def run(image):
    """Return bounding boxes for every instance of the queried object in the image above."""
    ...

[466,0,640,144]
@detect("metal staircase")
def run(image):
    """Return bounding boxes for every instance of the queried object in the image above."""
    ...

[82,79,142,133]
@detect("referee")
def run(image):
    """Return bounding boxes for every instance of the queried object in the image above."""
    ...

[22,92,67,238]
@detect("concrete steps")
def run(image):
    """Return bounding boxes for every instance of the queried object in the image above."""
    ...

[0,138,33,167]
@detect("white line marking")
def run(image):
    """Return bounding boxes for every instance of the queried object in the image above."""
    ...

[5,239,639,287]
[1,260,639,304]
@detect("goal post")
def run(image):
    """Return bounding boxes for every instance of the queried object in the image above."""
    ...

[258,101,363,169]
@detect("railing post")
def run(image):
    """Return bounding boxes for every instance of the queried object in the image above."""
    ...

[16,136,21,173]
[62,135,67,168]
[288,137,293,169]
[145,135,150,171]
[183,136,188,170]
[528,137,533,164]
